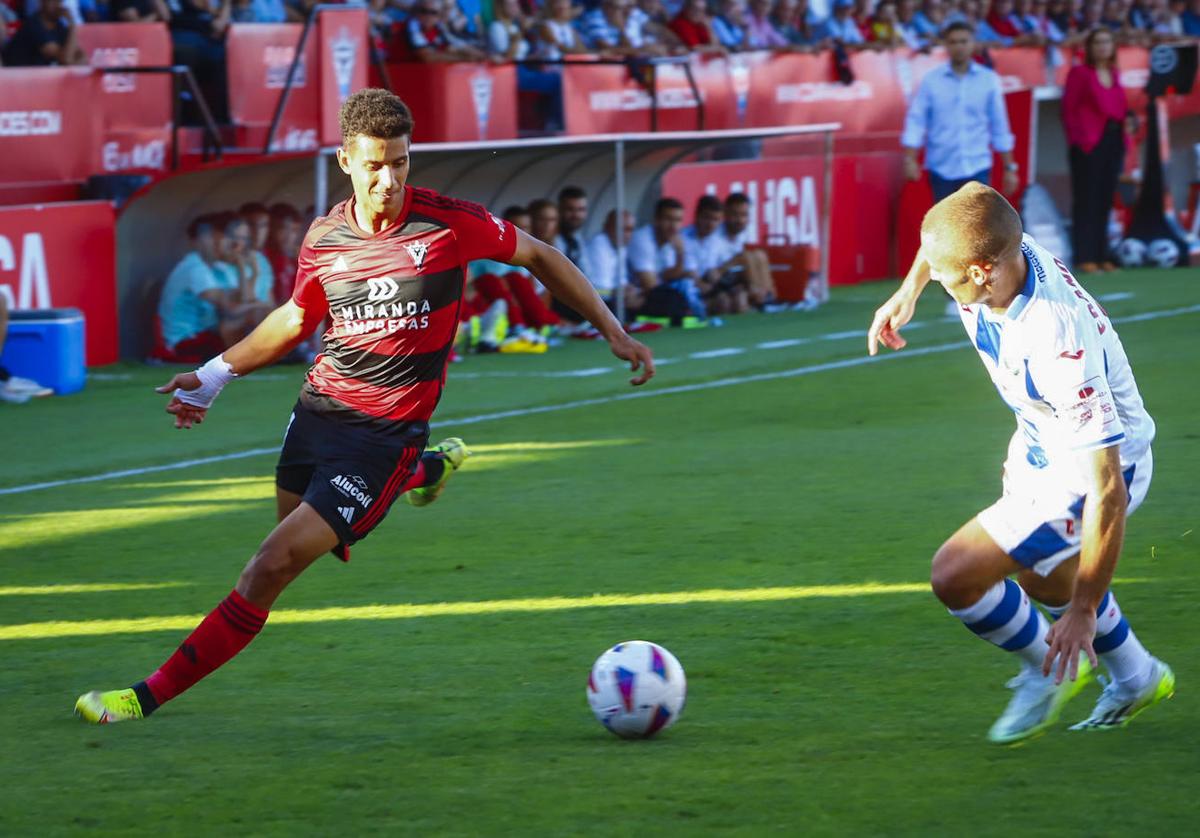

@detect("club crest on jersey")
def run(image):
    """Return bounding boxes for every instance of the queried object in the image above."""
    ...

[404,241,429,270]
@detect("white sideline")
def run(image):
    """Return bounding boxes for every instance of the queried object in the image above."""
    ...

[2,303,1197,497]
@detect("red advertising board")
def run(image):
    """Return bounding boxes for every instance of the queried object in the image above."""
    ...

[388,62,517,142]
[0,201,118,365]
[319,7,370,146]
[561,55,740,134]
[0,68,99,186]
[78,23,173,174]
[226,23,321,151]
[747,50,909,134]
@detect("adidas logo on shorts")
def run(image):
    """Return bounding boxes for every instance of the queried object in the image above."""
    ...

[338,506,355,523]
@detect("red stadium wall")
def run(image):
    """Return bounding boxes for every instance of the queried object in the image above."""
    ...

[0,202,118,365]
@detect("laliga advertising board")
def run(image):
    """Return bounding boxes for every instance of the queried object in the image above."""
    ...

[0,202,118,366]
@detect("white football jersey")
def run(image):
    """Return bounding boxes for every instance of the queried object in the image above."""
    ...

[957,234,1155,471]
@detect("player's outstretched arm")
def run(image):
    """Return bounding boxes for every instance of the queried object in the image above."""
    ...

[510,230,655,386]
[156,300,319,429]
[867,246,931,356]
[1043,444,1126,683]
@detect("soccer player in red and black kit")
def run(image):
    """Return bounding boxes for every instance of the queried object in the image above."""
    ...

[74,89,655,724]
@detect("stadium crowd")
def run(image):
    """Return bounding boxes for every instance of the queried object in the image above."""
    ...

[3,0,1198,68]
[152,185,794,365]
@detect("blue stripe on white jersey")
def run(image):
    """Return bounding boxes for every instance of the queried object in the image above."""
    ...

[957,235,1154,469]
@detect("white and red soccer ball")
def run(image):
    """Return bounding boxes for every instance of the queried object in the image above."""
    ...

[587,641,686,739]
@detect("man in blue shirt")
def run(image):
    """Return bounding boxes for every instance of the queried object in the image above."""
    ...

[901,21,1018,202]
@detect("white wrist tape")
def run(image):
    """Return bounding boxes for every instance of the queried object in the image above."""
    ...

[176,354,237,409]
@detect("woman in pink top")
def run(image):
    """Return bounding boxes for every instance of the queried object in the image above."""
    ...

[1061,27,1134,272]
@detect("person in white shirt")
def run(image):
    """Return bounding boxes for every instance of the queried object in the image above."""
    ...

[867,182,1173,745]
[628,198,710,321]
[586,209,644,317]
[683,193,778,313]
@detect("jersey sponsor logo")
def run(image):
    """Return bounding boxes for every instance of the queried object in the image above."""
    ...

[490,214,506,240]
[1060,350,1085,360]
[1067,377,1117,432]
[366,277,400,302]
[338,506,355,523]
[330,474,374,508]
[337,299,433,335]
[404,241,429,270]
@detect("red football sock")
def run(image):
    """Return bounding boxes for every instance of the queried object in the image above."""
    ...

[138,589,268,710]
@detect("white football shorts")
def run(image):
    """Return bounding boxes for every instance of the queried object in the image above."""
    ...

[977,442,1153,577]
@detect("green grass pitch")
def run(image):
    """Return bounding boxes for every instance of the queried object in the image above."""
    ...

[1,270,1197,835]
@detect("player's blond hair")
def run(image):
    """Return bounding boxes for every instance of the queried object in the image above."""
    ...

[921,182,1023,269]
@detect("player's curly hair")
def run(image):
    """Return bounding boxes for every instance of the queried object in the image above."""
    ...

[339,88,414,145]
[921,182,1022,268]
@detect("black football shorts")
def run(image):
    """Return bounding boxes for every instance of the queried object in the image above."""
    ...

[275,401,430,553]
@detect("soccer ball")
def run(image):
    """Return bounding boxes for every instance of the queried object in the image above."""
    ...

[587,641,686,739]
[1117,238,1147,268]
[1147,238,1181,268]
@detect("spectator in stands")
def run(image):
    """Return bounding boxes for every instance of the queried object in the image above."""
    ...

[0,294,54,404]
[394,0,485,61]
[745,0,791,47]
[902,21,1018,203]
[158,216,246,361]
[1156,0,1187,35]
[166,0,232,123]
[771,0,831,48]
[1183,0,1200,34]
[1062,26,1131,273]
[111,0,171,22]
[21,0,98,25]
[641,0,689,51]
[488,0,531,59]
[669,0,727,53]
[629,197,708,321]
[825,0,866,46]
[712,0,751,50]
[868,0,909,46]
[231,0,288,22]
[1017,0,1066,43]
[1100,0,1132,36]
[1077,0,1104,33]
[580,0,664,57]
[987,0,1047,42]
[955,0,1009,45]
[587,209,644,315]
[1,0,84,66]
[912,0,947,40]
[263,202,302,304]
[443,0,480,43]
[1046,0,1081,39]
[894,0,928,46]
[533,0,589,59]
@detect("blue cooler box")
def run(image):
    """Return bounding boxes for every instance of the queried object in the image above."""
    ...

[1,307,86,395]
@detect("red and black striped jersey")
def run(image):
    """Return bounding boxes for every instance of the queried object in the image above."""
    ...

[292,186,516,431]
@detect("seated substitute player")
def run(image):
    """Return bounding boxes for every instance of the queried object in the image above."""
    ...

[75,88,655,724]
[867,183,1173,743]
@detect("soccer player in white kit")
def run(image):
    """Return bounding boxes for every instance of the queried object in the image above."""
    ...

[867,184,1175,743]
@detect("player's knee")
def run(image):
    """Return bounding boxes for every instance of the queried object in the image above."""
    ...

[240,539,304,595]
[930,545,977,608]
